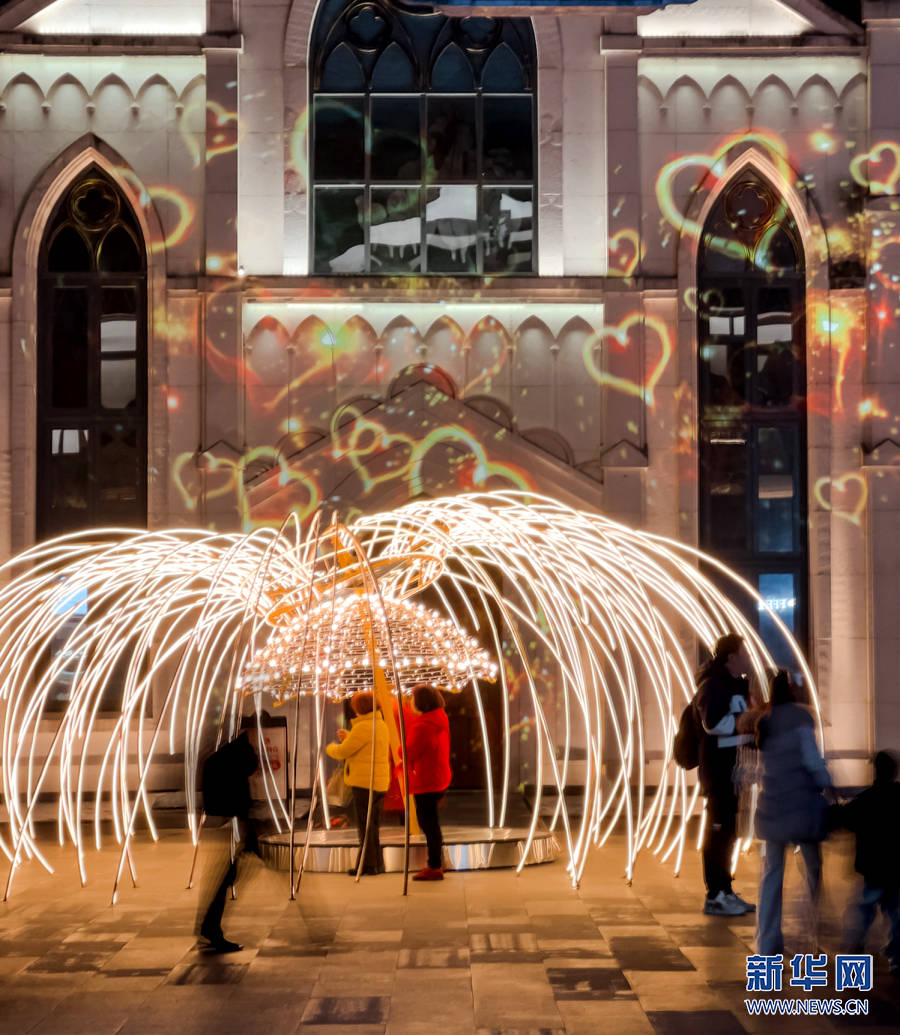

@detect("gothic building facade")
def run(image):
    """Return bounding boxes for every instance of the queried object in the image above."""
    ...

[0,0,896,784]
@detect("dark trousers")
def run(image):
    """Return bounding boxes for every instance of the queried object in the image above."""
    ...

[198,820,258,939]
[351,786,385,872]
[702,784,738,898]
[414,791,445,870]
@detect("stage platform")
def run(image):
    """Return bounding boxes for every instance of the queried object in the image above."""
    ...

[259,824,560,872]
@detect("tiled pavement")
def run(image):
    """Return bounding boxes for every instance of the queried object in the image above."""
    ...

[1,827,899,1034]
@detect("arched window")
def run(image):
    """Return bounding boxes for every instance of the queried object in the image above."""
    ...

[37,168,147,539]
[310,0,536,275]
[697,173,807,666]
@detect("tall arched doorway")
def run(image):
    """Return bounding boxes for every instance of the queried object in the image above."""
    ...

[697,172,808,666]
[37,168,147,539]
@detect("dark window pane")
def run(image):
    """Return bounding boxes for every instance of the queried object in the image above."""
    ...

[102,286,137,319]
[314,187,365,273]
[701,427,748,550]
[320,42,365,91]
[482,187,532,273]
[371,41,416,91]
[371,96,421,181]
[425,186,477,273]
[701,235,747,274]
[699,286,747,411]
[51,288,89,409]
[313,96,364,181]
[97,424,140,519]
[482,95,532,181]
[98,225,141,272]
[426,97,476,182]
[47,226,91,272]
[47,428,90,531]
[755,225,798,272]
[757,427,796,553]
[481,43,526,91]
[371,188,421,273]
[756,286,800,407]
[431,44,474,91]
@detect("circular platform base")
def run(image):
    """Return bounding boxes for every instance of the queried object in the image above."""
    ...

[259,825,560,873]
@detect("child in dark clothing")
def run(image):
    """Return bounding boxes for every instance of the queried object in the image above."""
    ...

[843,750,900,972]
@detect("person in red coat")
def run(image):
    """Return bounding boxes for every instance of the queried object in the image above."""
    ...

[407,684,452,881]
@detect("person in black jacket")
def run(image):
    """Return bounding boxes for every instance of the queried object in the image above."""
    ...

[196,730,260,953]
[696,632,757,916]
[843,750,900,972]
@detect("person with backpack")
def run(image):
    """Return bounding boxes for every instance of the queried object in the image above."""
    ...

[694,633,758,916]
[196,729,260,953]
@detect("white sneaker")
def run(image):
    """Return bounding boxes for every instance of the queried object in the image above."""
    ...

[726,891,756,914]
[703,890,746,916]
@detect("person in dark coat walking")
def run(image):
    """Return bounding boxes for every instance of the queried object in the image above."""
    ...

[406,684,452,882]
[696,632,757,916]
[197,730,260,953]
[843,750,900,972]
[755,670,832,955]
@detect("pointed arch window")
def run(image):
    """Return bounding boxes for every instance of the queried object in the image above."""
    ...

[37,169,147,539]
[310,0,536,275]
[697,173,808,666]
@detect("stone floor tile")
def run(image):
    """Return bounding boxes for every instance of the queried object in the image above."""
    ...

[311,973,395,997]
[166,961,250,985]
[645,1009,748,1034]
[301,996,390,1025]
[625,971,734,1013]
[299,1027,384,1035]
[608,935,696,972]
[0,994,58,1035]
[0,955,36,978]
[547,964,636,1001]
[555,1000,655,1034]
[396,947,470,968]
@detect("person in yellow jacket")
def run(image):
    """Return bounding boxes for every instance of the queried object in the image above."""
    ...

[326,690,391,875]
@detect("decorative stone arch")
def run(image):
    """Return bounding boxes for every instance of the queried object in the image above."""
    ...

[7,133,169,553]
[282,0,561,274]
[675,141,834,700]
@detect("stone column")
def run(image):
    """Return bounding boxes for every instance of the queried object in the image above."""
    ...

[0,288,11,561]
[202,41,243,529]
[860,2,900,765]
[600,17,641,281]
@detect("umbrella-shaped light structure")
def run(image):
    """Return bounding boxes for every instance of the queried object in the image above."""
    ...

[0,491,818,902]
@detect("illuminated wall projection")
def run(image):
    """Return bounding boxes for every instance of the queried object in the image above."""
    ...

[181,301,655,527]
[0,492,814,899]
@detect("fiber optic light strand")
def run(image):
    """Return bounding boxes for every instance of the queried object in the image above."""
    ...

[0,493,814,898]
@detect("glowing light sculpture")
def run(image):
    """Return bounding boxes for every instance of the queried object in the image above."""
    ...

[0,492,816,901]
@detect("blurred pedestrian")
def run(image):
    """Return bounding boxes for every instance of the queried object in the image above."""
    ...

[326,690,390,875]
[197,730,260,953]
[755,669,832,955]
[696,632,757,915]
[842,750,900,973]
[406,684,452,881]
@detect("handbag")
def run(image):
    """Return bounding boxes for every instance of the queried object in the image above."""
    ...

[325,765,352,807]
